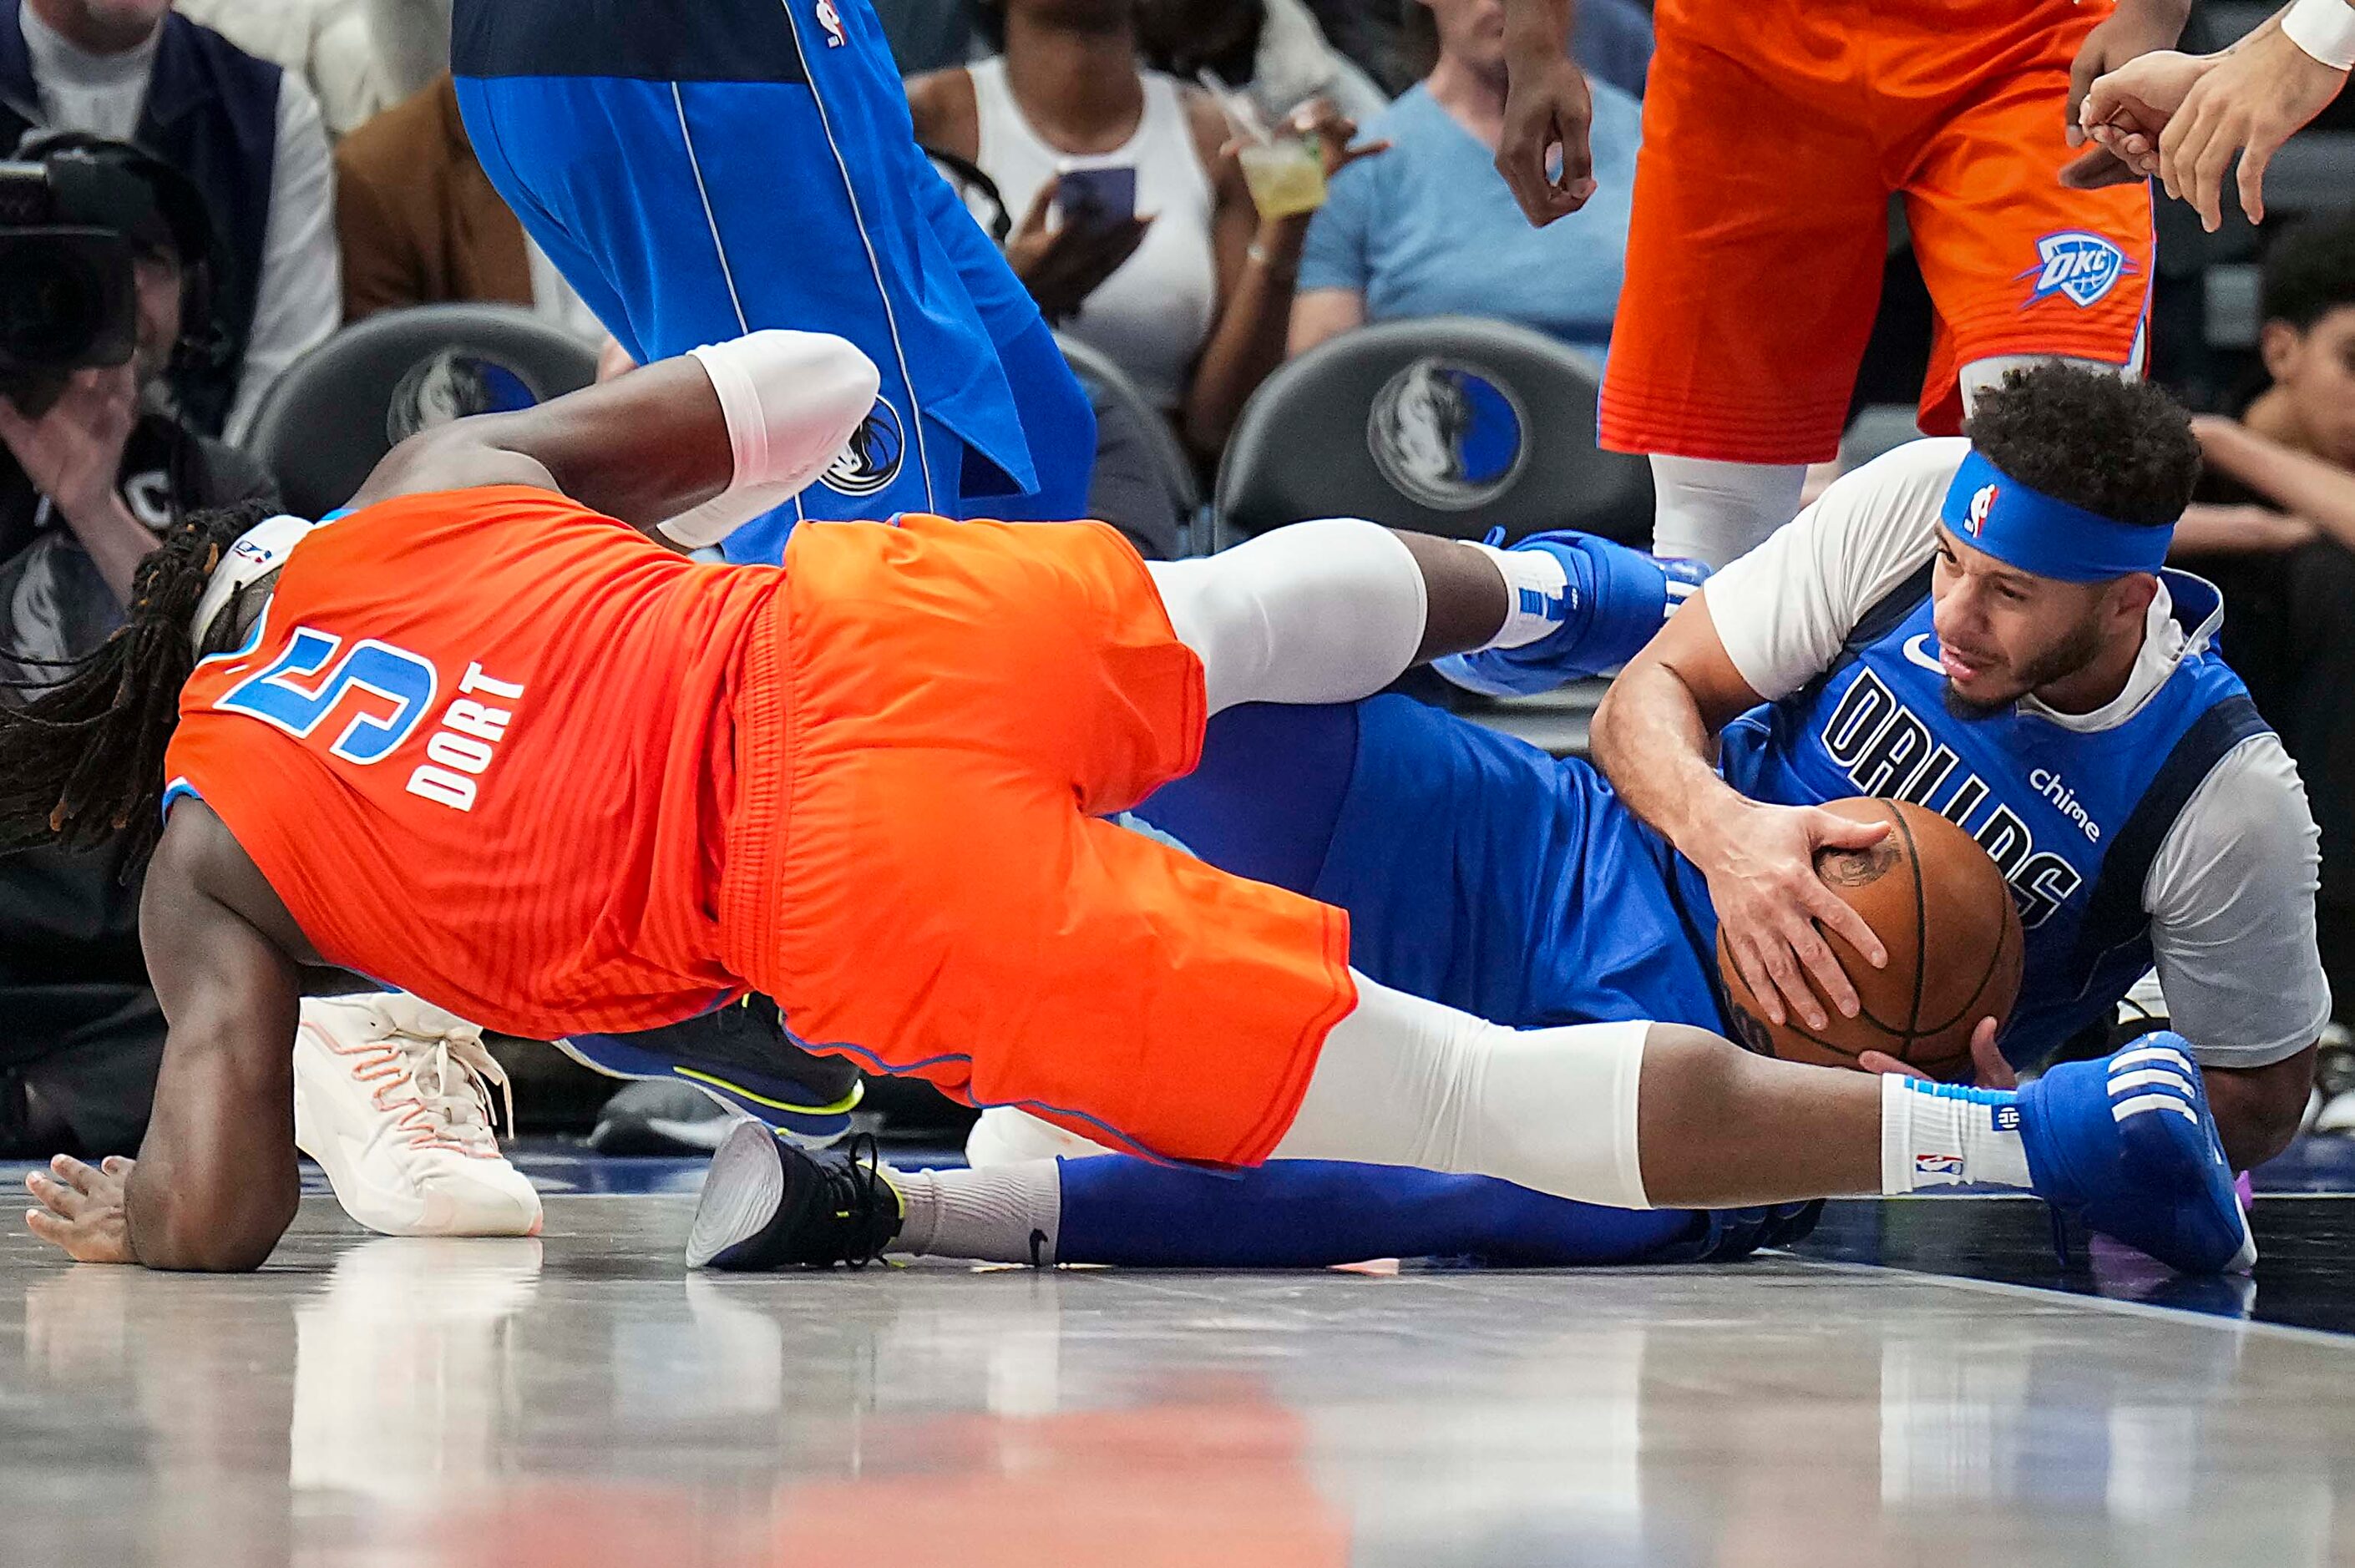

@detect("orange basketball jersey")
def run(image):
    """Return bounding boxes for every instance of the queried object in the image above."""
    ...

[165,486,779,1038]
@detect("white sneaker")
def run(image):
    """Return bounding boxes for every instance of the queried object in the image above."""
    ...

[294,993,543,1237]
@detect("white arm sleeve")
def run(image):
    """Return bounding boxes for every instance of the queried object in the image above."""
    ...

[2145,735,2332,1068]
[661,331,883,548]
[1702,438,1968,700]
[223,74,340,443]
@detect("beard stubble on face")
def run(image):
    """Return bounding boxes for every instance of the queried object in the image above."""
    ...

[1939,614,2109,722]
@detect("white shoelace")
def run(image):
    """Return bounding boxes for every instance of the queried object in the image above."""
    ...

[322,1009,515,1157]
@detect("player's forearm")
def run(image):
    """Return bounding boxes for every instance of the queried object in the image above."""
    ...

[1590,662,1750,864]
[124,1053,300,1272]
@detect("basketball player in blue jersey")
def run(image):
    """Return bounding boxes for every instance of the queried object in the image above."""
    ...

[448,0,1096,563]
[693,364,2322,1274]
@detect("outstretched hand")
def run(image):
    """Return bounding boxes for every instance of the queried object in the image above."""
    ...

[26,1155,135,1264]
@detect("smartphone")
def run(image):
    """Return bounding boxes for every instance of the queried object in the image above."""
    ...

[1055,164,1137,235]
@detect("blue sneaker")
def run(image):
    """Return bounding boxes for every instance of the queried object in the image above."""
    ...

[555,995,863,1150]
[1434,530,1711,697]
[2018,1034,2255,1275]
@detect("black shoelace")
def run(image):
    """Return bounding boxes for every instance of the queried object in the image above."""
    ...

[815,1132,892,1269]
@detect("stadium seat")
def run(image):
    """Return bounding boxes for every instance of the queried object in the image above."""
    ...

[243,305,600,519]
[1213,316,1653,547]
[1054,331,1203,552]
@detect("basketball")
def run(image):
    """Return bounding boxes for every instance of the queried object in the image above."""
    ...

[1716,797,2023,1080]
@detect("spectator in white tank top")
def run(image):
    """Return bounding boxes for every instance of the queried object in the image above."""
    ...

[907,0,1381,464]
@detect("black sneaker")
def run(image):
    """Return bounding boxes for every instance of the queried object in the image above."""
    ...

[686,1120,904,1270]
[555,996,864,1148]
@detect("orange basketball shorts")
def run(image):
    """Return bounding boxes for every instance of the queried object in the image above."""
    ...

[716,515,1359,1167]
[1600,0,2155,466]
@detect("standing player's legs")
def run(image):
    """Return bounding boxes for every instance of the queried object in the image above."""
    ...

[1601,0,1891,566]
[1899,7,2153,439]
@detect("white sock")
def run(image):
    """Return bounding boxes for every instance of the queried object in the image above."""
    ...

[893,1161,1062,1264]
[1879,1074,2033,1193]
[1466,541,1571,650]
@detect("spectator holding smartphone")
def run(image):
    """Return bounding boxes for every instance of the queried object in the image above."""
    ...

[1289,0,1639,362]
[907,0,1379,462]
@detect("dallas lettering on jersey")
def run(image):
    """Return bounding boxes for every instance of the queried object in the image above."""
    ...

[406,663,528,812]
[1817,666,2085,928]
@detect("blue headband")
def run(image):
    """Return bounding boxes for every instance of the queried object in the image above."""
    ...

[1939,449,2172,582]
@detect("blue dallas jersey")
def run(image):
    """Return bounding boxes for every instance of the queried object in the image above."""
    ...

[1684,564,2265,1062]
[1149,572,2269,1071]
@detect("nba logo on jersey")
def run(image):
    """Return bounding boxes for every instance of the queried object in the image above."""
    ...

[2023,232,2130,309]
[1964,483,1998,537]
[816,0,845,45]
[1914,1152,1964,1177]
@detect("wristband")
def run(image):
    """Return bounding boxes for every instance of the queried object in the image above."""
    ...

[2283,0,2355,70]
[667,331,880,547]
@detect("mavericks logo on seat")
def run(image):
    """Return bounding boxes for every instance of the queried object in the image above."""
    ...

[1367,357,1527,512]
[821,396,906,498]
[387,352,544,443]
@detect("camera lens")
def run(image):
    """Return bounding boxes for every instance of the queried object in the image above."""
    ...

[0,239,102,365]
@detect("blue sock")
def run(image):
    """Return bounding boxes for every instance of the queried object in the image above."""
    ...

[1056,1156,1707,1267]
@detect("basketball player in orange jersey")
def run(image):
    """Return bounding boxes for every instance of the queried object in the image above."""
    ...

[1492,0,2189,567]
[3,331,2249,1274]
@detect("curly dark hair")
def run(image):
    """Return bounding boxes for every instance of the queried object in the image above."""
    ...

[1962,363,2201,528]
[0,499,277,864]
[2261,210,2355,332]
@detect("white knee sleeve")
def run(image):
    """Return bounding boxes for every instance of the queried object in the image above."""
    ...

[1146,519,1426,714]
[1273,973,1653,1209]
[1648,456,1808,568]
[1957,354,2134,417]
[965,1106,1114,1167]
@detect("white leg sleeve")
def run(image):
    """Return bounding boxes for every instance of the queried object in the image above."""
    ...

[1957,354,2133,417]
[1648,456,1809,569]
[1146,518,1427,715]
[965,1106,1115,1167]
[1271,972,1654,1209]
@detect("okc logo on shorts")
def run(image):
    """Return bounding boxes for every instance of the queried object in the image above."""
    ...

[2021,231,2131,309]
[821,396,905,498]
[1963,482,1998,538]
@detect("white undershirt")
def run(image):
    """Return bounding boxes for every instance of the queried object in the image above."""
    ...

[17,4,341,440]
[1702,437,2328,1069]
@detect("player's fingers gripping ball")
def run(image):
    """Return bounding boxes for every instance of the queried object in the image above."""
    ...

[1718,798,2023,1080]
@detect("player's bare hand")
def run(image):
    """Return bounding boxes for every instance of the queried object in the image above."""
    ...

[2067,0,2193,147]
[2151,28,2347,229]
[1496,41,1594,226]
[1004,177,1156,325]
[1859,1018,2014,1088]
[1699,802,1892,1034]
[26,1155,135,1265]
[2076,48,2210,181]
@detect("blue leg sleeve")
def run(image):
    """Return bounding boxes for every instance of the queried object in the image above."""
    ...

[1056,1156,1712,1267]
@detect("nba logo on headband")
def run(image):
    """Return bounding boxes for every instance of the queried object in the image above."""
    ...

[1964,483,1998,539]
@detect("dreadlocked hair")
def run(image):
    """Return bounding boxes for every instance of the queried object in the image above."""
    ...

[0,498,277,862]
